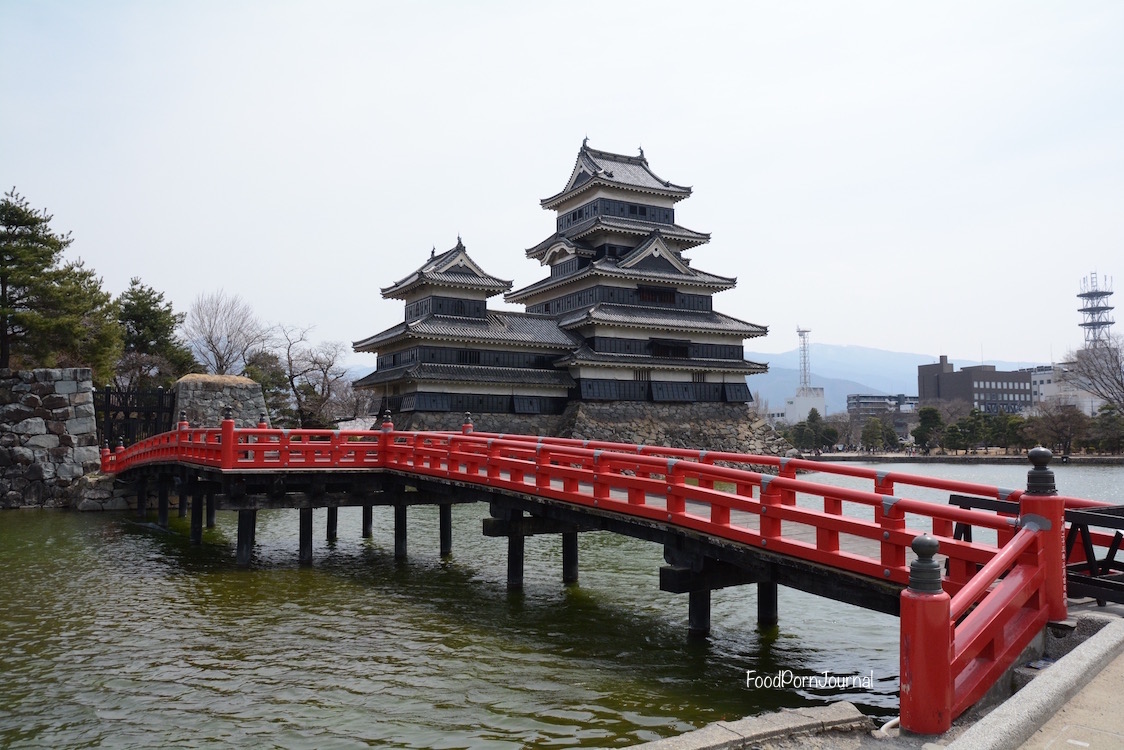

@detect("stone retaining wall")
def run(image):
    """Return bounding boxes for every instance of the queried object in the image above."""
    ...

[363,402,790,457]
[0,368,100,508]
[565,401,791,456]
[174,373,269,428]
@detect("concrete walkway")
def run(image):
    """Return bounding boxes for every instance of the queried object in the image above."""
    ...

[1018,650,1124,749]
[937,606,1124,750]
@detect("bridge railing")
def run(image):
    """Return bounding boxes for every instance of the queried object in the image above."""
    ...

[100,418,1090,736]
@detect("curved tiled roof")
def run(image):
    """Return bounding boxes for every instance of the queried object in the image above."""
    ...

[353,312,581,352]
[557,303,767,337]
[542,143,693,209]
[506,255,736,303]
[555,345,767,374]
[354,362,575,390]
[381,239,512,299]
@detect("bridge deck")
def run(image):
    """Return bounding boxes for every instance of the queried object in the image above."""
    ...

[104,422,1088,734]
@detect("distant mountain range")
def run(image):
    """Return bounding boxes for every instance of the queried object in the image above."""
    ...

[744,345,1045,417]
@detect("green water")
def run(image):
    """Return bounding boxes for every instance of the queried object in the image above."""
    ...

[0,498,904,748]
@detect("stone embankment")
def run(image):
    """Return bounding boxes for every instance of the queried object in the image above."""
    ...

[565,402,790,456]
[359,402,791,454]
[174,373,269,428]
[0,368,101,509]
[370,402,791,458]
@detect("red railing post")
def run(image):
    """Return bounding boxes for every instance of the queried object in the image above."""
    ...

[1019,446,1067,622]
[100,442,111,473]
[220,407,235,469]
[462,411,473,434]
[760,476,782,540]
[900,533,953,734]
[379,410,394,467]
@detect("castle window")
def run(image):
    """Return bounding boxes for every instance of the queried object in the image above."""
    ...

[638,286,676,305]
[651,339,689,358]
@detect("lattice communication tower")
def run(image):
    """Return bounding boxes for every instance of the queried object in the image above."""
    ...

[1078,273,1114,346]
[797,327,813,394]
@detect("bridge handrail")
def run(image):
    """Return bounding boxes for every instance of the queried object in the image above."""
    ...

[102,420,1087,737]
[467,431,1073,507]
[899,446,1067,734]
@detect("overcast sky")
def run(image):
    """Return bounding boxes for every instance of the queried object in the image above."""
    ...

[4,1,1122,373]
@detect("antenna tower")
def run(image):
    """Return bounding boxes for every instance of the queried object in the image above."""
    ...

[797,327,812,395]
[1078,272,1114,346]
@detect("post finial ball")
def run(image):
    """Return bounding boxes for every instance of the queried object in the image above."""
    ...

[1028,445,1053,470]
[912,533,939,559]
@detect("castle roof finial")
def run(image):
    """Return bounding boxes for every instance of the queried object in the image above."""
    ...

[456,235,464,250]
[638,145,644,159]
[430,246,435,259]
[582,135,589,148]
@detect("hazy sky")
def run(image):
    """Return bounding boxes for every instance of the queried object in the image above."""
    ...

[4,1,1122,372]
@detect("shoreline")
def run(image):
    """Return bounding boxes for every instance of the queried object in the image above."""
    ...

[808,453,1124,466]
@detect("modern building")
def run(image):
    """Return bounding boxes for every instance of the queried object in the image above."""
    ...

[353,141,768,422]
[1026,363,1105,416]
[917,355,1032,414]
[846,393,919,419]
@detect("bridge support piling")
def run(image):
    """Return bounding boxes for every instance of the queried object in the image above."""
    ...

[757,581,779,628]
[327,507,338,542]
[362,505,373,538]
[507,509,525,591]
[236,510,255,567]
[157,477,170,528]
[439,504,452,557]
[177,474,188,518]
[562,531,579,584]
[190,482,203,545]
[394,505,407,560]
[299,508,314,566]
[688,590,711,637]
[135,478,148,520]
[205,488,216,529]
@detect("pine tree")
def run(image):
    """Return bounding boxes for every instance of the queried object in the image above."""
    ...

[0,189,73,368]
[115,278,197,388]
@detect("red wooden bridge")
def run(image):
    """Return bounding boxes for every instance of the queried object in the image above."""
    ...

[101,412,1115,735]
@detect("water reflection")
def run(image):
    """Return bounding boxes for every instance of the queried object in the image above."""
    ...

[11,462,1094,746]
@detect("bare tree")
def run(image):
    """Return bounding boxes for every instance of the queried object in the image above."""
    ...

[934,398,973,427]
[277,325,350,427]
[181,290,270,375]
[1061,337,1124,413]
[826,412,856,447]
[328,378,375,423]
[1023,400,1092,456]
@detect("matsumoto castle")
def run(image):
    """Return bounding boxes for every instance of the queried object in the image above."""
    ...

[353,141,770,437]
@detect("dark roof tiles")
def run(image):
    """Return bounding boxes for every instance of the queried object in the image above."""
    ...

[354,363,575,389]
[353,312,580,352]
[558,303,767,337]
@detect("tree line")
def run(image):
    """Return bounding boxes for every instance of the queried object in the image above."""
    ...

[780,401,1124,456]
[911,401,1124,456]
[1,189,369,428]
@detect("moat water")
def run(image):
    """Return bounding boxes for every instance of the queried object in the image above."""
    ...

[1,462,1119,748]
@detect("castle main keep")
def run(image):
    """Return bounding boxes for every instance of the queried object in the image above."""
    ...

[353,142,781,453]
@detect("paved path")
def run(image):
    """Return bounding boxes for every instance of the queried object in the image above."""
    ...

[944,602,1124,750]
[1017,651,1124,750]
